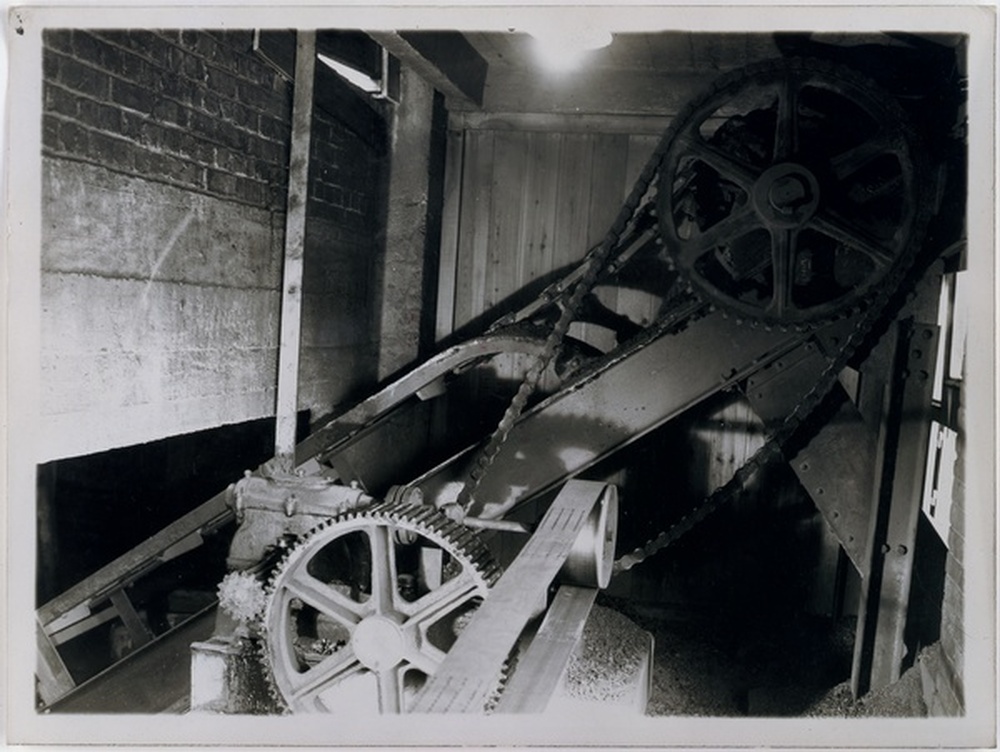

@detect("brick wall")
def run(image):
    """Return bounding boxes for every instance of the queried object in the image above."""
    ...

[299,105,386,421]
[43,29,290,210]
[40,29,385,460]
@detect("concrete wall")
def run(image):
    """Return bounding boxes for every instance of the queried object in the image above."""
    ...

[40,30,385,461]
[374,68,448,381]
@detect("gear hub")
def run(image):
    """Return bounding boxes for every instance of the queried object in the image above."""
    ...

[259,503,500,713]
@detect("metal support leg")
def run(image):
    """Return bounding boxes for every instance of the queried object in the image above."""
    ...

[852,321,940,696]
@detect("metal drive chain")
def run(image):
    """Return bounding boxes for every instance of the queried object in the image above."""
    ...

[454,109,683,514]
[457,56,934,574]
[614,201,933,574]
[614,58,935,573]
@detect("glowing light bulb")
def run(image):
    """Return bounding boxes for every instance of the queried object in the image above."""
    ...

[528,24,613,72]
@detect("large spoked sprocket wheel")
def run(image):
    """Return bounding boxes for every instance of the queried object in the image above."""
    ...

[657,57,932,328]
[260,503,500,714]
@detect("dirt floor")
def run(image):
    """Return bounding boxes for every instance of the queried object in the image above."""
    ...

[598,597,928,718]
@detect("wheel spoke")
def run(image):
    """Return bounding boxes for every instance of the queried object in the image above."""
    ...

[766,229,798,318]
[367,523,398,615]
[830,130,903,182]
[678,134,760,192]
[376,666,403,713]
[811,210,896,269]
[283,572,365,628]
[404,568,482,628]
[264,508,496,713]
[402,644,443,677]
[288,646,363,707]
[774,72,799,160]
[678,205,758,265]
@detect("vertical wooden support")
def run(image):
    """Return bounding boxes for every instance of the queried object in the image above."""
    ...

[852,321,940,696]
[274,30,316,472]
[109,588,154,649]
[37,617,75,707]
[434,125,465,343]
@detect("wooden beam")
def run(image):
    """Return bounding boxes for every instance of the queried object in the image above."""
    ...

[474,68,715,117]
[412,481,613,713]
[367,30,485,109]
[494,585,598,713]
[37,618,76,707]
[434,128,464,341]
[451,110,675,136]
[109,588,154,649]
[255,30,388,148]
[274,30,316,471]
[37,491,231,627]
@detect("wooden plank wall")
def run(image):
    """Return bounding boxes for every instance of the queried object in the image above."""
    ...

[437,128,661,339]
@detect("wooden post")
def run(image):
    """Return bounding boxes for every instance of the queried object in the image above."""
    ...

[36,618,76,707]
[274,30,316,472]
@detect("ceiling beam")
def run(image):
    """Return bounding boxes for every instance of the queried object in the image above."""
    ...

[474,67,716,117]
[366,30,486,109]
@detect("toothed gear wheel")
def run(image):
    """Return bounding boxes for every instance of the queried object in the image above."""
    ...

[657,57,931,328]
[259,502,501,714]
[218,570,268,625]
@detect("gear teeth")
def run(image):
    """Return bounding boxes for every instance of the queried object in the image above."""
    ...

[258,505,499,714]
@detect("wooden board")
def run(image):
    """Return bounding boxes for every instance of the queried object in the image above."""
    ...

[494,585,598,714]
[412,481,610,713]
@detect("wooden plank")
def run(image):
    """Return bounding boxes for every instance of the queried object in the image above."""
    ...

[37,492,230,626]
[398,31,488,107]
[412,481,612,713]
[624,134,659,201]
[553,134,595,269]
[488,131,529,385]
[46,606,217,713]
[584,133,630,333]
[37,618,76,707]
[366,31,483,109]
[434,128,465,342]
[494,585,598,714]
[453,130,494,330]
[488,130,528,312]
[452,111,673,136]
[468,130,494,326]
[477,68,715,117]
[274,30,316,471]
[588,133,630,245]
[523,132,561,285]
[109,589,154,649]
[624,134,662,323]
[51,605,118,646]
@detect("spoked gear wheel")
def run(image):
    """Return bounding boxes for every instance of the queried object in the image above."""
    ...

[657,57,932,328]
[260,503,501,714]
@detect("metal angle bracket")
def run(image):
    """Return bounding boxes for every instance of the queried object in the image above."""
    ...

[743,336,877,570]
